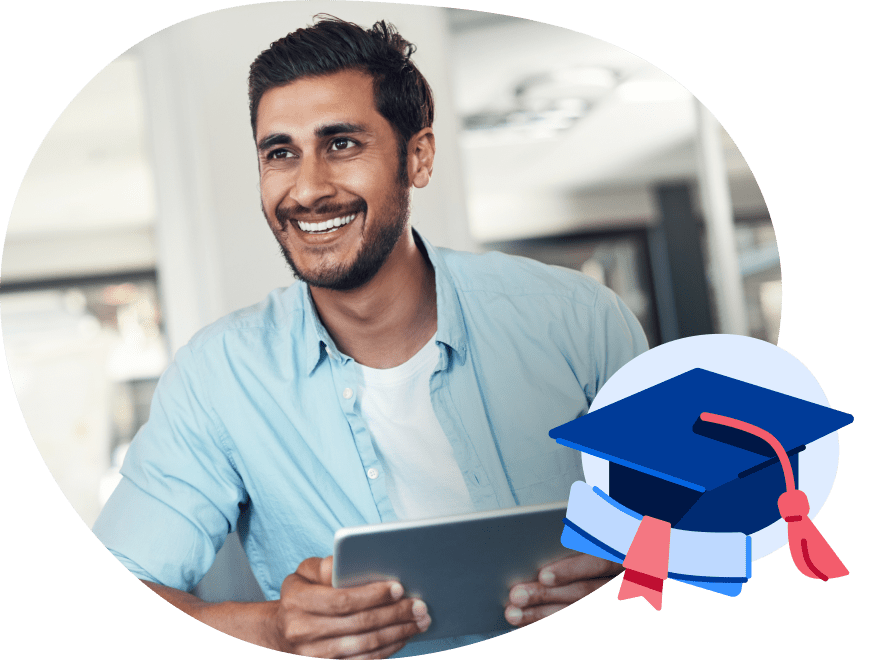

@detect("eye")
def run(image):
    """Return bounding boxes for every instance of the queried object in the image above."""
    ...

[267,148,294,160]
[330,137,358,151]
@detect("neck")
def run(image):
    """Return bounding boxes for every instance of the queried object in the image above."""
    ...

[309,230,437,369]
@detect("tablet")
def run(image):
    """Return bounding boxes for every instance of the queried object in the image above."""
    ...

[332,501,573,642]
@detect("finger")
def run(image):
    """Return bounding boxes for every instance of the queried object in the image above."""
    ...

[283,579,408,617]
[508,577,614,608]
[315,598,430,637]
[345,640,407,660]
[537,553,623,587]
[304,618,429,659]
[280,597,426,645]
[505,602,566,627]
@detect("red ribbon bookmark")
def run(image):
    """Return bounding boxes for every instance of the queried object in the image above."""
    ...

[618,515,671,610]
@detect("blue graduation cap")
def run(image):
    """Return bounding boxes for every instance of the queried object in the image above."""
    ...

[551,367,852,609]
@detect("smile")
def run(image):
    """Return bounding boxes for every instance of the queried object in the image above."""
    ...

[296,213,357,234]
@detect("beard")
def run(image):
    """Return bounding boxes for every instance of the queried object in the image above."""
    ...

[270,166,411,292]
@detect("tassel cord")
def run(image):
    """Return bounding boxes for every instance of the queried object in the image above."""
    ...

[698,411,847,581]
[699,412,796,492]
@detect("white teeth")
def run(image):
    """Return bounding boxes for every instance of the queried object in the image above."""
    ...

[297,213,357,234]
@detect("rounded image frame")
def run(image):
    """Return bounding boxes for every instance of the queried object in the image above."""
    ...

[1,1,890,660]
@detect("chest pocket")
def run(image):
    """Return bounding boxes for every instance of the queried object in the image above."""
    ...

[503,446,585,506]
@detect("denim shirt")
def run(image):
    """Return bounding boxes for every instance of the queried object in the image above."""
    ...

[93,232,648,655]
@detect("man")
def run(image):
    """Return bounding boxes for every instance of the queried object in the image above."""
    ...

[93,17,648,658]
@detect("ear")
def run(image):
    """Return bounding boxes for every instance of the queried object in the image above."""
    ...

[406,128,436,189]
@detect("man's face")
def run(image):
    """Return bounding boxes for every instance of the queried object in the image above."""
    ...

[255,69,411,291]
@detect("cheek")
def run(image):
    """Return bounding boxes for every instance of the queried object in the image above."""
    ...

[259,179,287,221]
[259,196,287,235]
[260,197,277,227]
[340,156,390,195]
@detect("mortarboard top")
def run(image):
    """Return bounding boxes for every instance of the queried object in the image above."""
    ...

[551,368,854,535]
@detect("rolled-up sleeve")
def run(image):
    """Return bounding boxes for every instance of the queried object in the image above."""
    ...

[92,342,247,592]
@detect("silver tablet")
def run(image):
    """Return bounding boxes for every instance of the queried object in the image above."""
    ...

[332,501,572,642]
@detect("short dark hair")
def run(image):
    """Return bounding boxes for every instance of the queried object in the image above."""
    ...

[248,16,435,145]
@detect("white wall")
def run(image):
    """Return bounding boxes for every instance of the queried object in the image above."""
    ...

[135,2,473,351]
[2,54,157,283]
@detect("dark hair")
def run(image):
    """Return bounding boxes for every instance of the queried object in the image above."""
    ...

[248,16,435,145]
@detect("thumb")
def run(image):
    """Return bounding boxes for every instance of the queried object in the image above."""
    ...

[319,555,334,586]
[295,556,334,586]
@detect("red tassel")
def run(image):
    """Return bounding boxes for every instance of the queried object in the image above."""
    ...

[700,413,848,582]
[778,490,849,580]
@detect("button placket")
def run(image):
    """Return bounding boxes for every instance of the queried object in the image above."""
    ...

[330,358,394,521]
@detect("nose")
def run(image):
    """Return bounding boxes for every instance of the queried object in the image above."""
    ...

[289,153,337,209]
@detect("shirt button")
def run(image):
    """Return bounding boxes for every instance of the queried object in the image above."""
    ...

[325,346,332,356]
[367,467,379,480]
[343,387,353,399]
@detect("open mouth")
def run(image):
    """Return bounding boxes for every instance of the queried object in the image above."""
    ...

[296,213,358,234]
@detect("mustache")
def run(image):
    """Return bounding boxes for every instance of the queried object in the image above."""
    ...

[274,200,367,231]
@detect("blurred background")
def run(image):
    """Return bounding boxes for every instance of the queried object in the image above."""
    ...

[0,3,780,601]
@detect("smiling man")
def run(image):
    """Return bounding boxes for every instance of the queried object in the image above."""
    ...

[93,17,648,659]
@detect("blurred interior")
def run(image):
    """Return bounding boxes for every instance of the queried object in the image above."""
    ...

[0,4,780,602]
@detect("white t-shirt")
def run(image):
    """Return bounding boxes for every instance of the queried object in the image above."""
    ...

[355,334,476,521]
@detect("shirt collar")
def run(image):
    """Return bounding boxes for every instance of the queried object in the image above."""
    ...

[299,229,469,376]
[301,283,338,376]
[415,230,468,366]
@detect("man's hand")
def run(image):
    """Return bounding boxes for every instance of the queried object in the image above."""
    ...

[504,553,622,627]
[142,556,428,659]
[271,556,430,658]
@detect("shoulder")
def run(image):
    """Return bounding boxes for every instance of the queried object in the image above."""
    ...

[432,244,649,394]
[435,245,614,309]
[183,282,306,355]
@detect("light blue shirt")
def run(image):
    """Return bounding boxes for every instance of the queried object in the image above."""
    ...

[93,232,648,655]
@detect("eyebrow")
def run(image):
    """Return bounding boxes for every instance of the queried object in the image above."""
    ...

[257,133,292,152]
[315,122,368,138]
[257,123,369,152]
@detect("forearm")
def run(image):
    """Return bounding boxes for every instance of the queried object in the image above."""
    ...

[141,580,282,650]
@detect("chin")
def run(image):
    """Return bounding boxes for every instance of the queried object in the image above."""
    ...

[280,244,384,291]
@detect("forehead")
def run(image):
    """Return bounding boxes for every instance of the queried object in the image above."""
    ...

[256,69,385,138]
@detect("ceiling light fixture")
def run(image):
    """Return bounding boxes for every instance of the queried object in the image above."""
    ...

[462,65,618,144]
